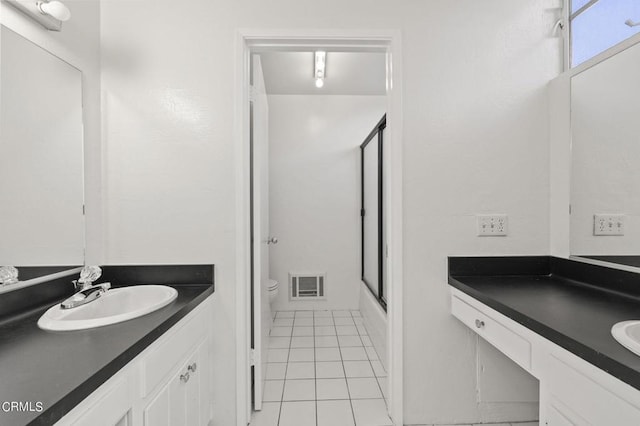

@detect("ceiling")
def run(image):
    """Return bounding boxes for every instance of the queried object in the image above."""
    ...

[258,51,386,96]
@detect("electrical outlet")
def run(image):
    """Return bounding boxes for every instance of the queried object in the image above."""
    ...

[593,214,625,236]
[477,215,508,236]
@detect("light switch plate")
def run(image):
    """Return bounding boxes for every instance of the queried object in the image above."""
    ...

[593,214,625,236]
[477,215,508,237]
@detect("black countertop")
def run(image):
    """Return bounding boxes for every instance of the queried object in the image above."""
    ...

[0,265,214,426]
[449,256,640,391]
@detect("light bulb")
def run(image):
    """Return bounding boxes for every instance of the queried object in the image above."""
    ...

[38,1,71,22]
[314,51,326,88]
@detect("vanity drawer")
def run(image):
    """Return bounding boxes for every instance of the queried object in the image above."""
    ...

[140,303,208,397]
[452,295,531,371]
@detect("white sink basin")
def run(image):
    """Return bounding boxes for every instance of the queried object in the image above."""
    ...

[38,285,178,331]
[612,320,640,356]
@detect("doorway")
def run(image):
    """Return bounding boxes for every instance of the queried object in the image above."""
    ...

[235,30,404,426]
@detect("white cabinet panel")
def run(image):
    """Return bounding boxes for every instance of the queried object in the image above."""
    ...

[141,311,207,397]
[543,354,640,425]
[56,376,133,426]
[144,386,170,426]
[143,342,208,426]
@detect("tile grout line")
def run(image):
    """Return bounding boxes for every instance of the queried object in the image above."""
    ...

[313,311,318,426]
[276,311,294,426]
[354,312,388,410]
[337,310,358,426]
[357,316,386,404]
[354,310,391,424]
[284,311,318,425]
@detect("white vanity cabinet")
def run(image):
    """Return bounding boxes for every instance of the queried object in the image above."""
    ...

[55,295,212,426]
[143,341,209,426]
[451,287,640,426]
[63,374,135,426]
[540,350,640,426]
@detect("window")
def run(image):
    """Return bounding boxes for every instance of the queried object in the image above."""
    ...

[571,0,640,67]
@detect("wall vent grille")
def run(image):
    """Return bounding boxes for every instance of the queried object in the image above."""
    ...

[290,273,326,300]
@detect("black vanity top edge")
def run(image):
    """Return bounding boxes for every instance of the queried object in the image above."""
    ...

[448,255,551,277]
[449,255,640,299]
[448,256,640,392]
[0,264,215,426]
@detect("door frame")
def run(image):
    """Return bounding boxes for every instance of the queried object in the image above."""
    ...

[234,29,404,426]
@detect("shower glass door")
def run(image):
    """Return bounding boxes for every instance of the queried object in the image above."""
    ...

[361,115,386,309]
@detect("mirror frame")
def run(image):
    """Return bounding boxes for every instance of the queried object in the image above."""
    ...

[565,31,640,272]
[0,267,82,295]
[0,25,86,289]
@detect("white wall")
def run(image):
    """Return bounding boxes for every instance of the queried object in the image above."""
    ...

[0,0,102,265]
[99,2,237,423]
[570,40,640,255]
[268,94,386,311]
[397,1,559,423]
[98,1,561,424]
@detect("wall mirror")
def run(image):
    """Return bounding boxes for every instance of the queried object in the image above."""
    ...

[0,25,84,286]
[570,37,640,270]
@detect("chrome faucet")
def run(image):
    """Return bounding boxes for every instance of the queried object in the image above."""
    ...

[61,282,111,309]
[61,265,110,309]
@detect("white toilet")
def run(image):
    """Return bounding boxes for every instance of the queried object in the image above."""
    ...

[268,279,279,305]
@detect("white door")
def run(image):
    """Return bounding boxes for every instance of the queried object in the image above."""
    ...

[251,54,271,411]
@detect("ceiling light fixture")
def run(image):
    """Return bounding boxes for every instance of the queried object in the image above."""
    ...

[2,0,71,31]
[314,51,326,88]
[38,1,71,21]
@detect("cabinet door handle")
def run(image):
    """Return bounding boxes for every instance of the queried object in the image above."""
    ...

[180,372,190,383]
[188,362,197,373]
[475,319,485,329]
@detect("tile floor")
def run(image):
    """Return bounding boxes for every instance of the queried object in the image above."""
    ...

[250,309,392,426]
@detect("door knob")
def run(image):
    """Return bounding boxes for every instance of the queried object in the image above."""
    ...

[267,236,278,244]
